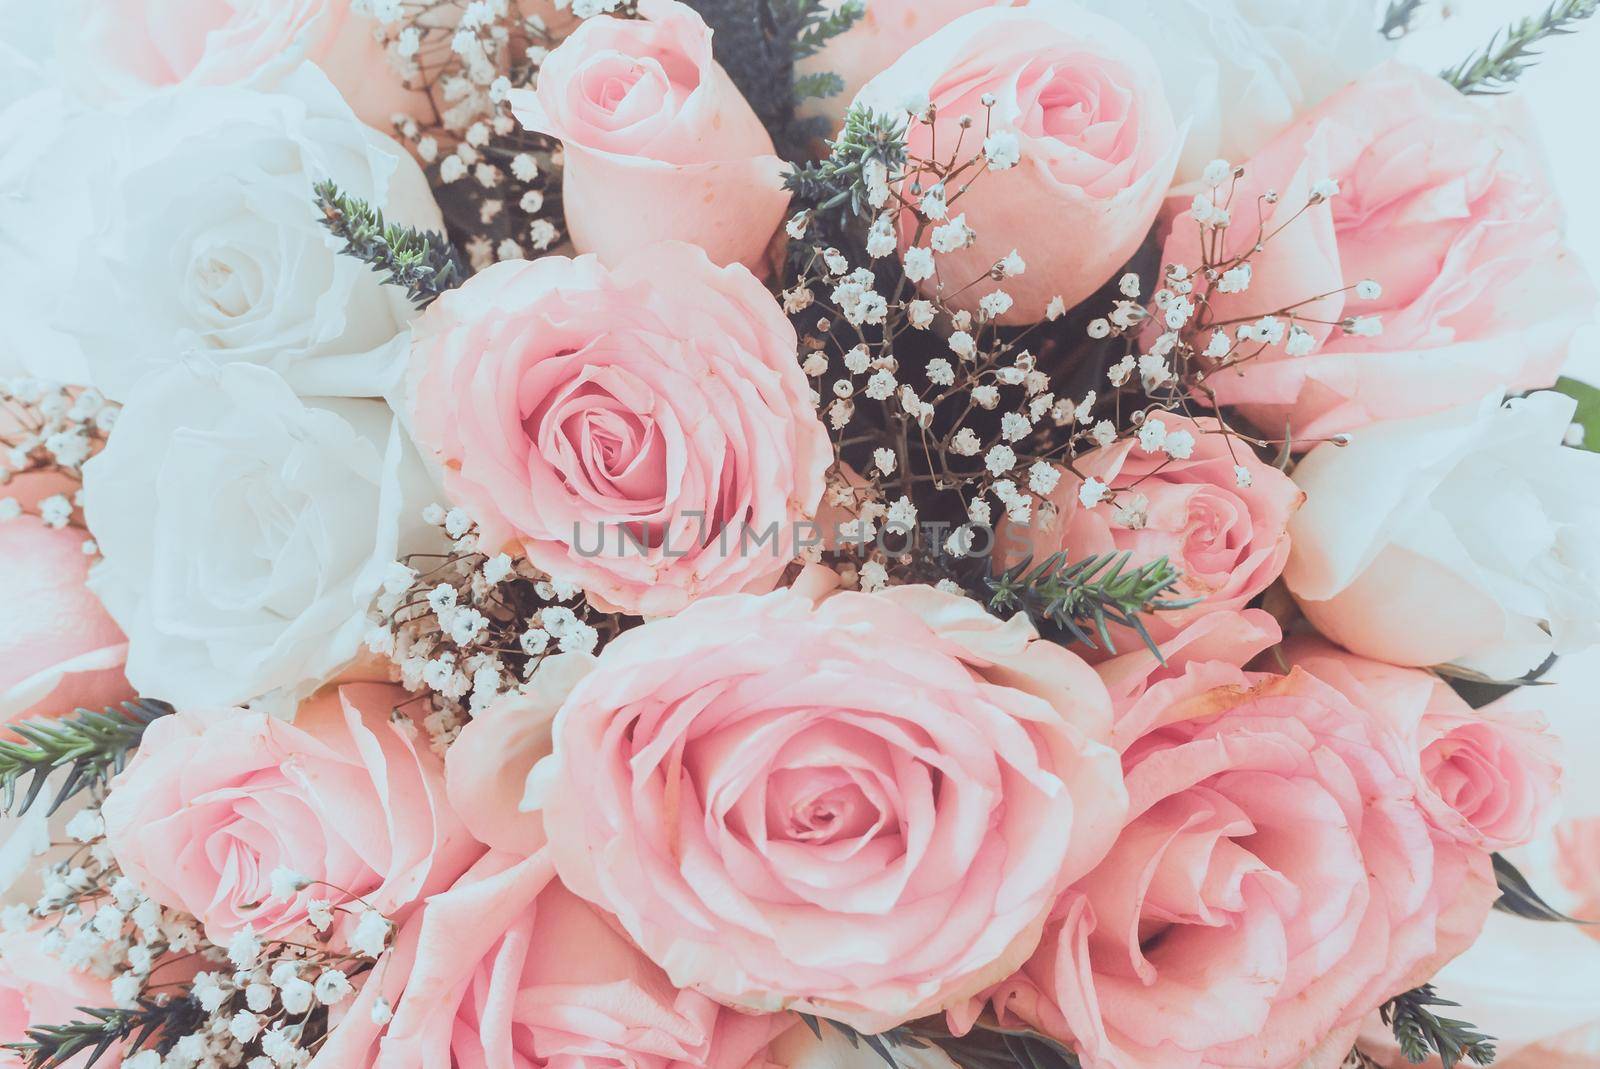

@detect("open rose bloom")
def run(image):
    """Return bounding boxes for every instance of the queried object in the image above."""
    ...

[406,241,830,617]
[5,1,1600,1067]
[973,660,1501,1069]
[530,571,1128,1031]
[1163,63,1596,443]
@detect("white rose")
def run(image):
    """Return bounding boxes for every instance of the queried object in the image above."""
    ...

[1285,391,1600,680]
[82,361,434,711]
[1075,0,1394,186]
[23,65,440,400]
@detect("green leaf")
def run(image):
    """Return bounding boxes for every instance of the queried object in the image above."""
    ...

[1555,376,1600,453]
[1492,852,1594,924]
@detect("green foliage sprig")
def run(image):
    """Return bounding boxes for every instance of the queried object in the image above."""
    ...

[0,700,171,816]
[1381,986,1496,1068]
[313,180,466,308]
[984,551,1197,658]
[4,998,203,1069]
[1442,0,1599,94]
[783,105,908,228]
[683,0,863,159]
[799,1015,1082,1069]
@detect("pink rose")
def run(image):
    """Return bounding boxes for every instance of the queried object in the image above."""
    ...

[972,663,1497,1069]
[1163,63,1596,442]
[1093,608,1281,709]
[1282,638,1560,852]
[60,0,429,133]
[510,0,789,273]
[792,0,1008,134]
[852,0,1179,323]
[406,242,830,617]
[444,654,594,855]
[101,682,479,944]
[311,848,786,1069]
[0,926,120,1069]
[1000,415,1303,652]
[531,568,1127,1032]
[1352,649,1600,1069]
[0,517,129,726]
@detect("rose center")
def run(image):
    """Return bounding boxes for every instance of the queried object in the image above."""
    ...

[766,768,886,846]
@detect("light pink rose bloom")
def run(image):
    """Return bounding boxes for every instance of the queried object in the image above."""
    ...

[1353,648,1600,1069]
[1093,607,1281,710]
[1283,638,1561,853]
[1000,415,1303,653]
[1163,62,1596,443]
[0,517,128,727]
[57,0,429,133]
[529,568,1127,1032]
[101,682,479,945]
[0,926,120,1069]
[852,0,1179,324]
[969,663,1497,1069]
[311,848,786,1069]
[510,0,789,273]
[444,653,594,855]
[793,0,1010,135]
[406,242,830,617]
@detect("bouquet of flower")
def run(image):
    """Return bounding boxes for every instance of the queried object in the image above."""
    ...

[2,0,1598,1067]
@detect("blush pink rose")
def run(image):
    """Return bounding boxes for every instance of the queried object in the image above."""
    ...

[792,0,1010,135]
[529,567,1128,1032]
[0,517,129,727]
[311,848,786,1069]
[1163,62,1596,443]
[406,242,830,617]
[510,0,789,273]
[101,682,480,945]
[1093,608,1281,710]
[443,653,595,855]
[967,663,1498,1069]
[852,0,1180,323]
[1283,638,1560,853]
[1000,415,1303,652]
[61,0,430,133]
[0,926,120,1069]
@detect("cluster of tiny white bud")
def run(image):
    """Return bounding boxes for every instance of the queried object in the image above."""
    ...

[365,506,616,752]
[371,0,564,268]
[0,378,115,548]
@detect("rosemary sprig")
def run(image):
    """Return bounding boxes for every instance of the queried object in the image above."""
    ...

[798,1015,1083,1069]
[1442,0,1599,94]
[313,179,466,308]
[4,997,203,1069]
[784,105,909,229]
[983,551,1197,658]
[0,700,172,816]
[1381,986,1496,1068]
